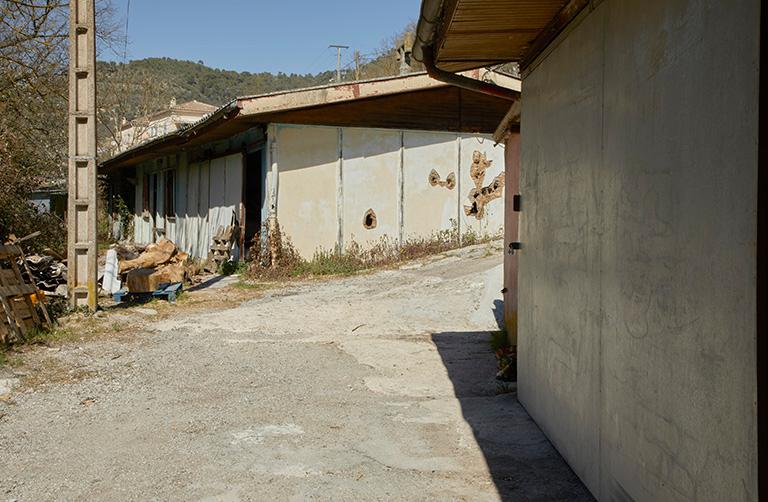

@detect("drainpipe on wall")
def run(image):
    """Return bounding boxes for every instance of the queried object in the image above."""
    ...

[267,124,280,267]
[419,46,518,102]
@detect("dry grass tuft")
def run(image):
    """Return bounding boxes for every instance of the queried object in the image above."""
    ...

[246,218,497,280]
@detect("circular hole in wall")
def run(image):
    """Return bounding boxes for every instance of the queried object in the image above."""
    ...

[363,209,377,230]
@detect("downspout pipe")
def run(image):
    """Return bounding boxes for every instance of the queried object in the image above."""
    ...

[421,45,518,102]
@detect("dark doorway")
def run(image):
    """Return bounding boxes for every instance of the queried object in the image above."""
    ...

[757,2,768,494]
[758,0,767,496]
[244,150,264,259]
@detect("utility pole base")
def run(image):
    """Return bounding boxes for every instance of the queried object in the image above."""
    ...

[67,0,99,310]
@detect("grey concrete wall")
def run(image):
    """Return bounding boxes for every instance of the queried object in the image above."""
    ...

[518,1,760,500]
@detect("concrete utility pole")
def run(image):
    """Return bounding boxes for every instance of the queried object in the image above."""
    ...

[67,0,98,310]
[329,45,349,83]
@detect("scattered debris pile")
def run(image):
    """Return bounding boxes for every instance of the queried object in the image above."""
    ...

[25,254,67,296]
[117,239,193,293]
[0,245,51,343]
[5,231,67,298]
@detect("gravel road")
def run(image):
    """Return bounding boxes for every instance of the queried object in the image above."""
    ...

[0,243,592,501]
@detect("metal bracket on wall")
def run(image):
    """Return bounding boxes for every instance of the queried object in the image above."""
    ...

[508,242,522,255]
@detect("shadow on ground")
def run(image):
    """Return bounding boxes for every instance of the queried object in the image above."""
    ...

[430,331,595,502]
[187,274,229,292]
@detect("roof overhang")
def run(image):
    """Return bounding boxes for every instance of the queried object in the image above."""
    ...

[100,72,520,173]
[413,0,590,73]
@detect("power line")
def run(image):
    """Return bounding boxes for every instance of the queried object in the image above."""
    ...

[122,0,130,62]
[305,47,336,76]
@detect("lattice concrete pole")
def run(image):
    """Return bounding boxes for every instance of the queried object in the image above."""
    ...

[67,0,98,310]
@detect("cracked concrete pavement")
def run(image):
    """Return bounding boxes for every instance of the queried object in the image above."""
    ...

[0,243,593,501]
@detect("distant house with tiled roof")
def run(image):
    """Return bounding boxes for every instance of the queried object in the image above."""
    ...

[118,99,217,153]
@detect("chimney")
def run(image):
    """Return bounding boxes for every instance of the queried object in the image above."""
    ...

[397,32,415,75]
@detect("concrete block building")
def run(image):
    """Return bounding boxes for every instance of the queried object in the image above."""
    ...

[415,0,764,500]
[100,72,520,259]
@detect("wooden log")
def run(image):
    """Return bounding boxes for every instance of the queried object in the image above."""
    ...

[125,262,187,293]
[119,239,177,273]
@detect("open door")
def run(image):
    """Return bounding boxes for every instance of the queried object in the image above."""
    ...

[243,149,264,260]
[759,1,767,496]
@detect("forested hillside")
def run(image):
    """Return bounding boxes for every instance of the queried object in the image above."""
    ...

[96,21,422,114]
[97,58,337,107]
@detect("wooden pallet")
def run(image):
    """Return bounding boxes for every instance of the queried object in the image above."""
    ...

[209,225,239,269]
[0,245,49,343]
[113,282,183,305]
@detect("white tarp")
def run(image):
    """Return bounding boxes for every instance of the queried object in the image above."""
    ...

[135,153,243,259]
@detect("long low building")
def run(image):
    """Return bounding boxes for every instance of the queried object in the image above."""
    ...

[101,71,520,259]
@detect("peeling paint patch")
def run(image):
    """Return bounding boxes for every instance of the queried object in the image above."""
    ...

[464,151,505,219]
[428,169,456,190]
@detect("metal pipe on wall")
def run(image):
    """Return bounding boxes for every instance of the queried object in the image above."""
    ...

[420,46,518,102]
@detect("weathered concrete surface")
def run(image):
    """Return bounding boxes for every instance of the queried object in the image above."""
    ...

[0,244,591,501]
[519,0,759,500]
[275,125,505,257]
[276,125,340,256]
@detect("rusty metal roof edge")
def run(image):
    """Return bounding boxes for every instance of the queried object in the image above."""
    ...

[236,70,518,119]
[100,69,520,170]
[235,71,437,102]
[102,73,450,169]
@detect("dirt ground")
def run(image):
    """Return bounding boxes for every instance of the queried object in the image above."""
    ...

[0,242,593,501]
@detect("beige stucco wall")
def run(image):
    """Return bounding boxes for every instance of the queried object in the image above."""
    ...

[458,135,505,239]
[341,128,400,248]
[402,132,460,240]
[275,125,339,257]
[273,124,506,257]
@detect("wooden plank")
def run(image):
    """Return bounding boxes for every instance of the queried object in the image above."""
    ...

[17,249,52,326]
[8,260,40,326]
[0,285,37,297]
[0,295,22,342]
[0,269,18,285]
[12,298,32,319]
[0,246,22,260]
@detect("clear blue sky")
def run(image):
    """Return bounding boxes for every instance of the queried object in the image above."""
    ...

[105,0,421,74]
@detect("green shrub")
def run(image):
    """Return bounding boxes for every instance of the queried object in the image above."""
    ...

[219,260,248,276]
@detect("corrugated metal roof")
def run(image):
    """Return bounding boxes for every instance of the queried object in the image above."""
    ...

[100,72,520,172]
[415,0,587,72]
